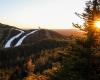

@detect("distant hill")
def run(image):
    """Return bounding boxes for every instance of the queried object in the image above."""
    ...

[52,29,84,37]
[0,23,85,49]
[0,23,67,48]
[23,29,67,45]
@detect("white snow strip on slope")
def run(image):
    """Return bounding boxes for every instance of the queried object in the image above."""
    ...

[15,30,38,47]
[4,29,24,48]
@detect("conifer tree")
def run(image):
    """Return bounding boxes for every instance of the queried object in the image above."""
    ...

[73,0,100,80]
[73,0,100,47]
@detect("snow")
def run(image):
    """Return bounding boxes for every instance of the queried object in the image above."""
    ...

[4,29,24,48]
[15,30,38,47]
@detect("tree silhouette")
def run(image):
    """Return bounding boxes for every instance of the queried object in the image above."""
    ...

[73,0,100,46]
[73,0,100,80]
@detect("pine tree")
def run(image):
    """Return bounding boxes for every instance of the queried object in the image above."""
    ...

[73,0,100,46]
[73,0,100,80]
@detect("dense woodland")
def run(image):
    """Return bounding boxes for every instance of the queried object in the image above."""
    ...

[1,32,100,80]
[0,34,89,80]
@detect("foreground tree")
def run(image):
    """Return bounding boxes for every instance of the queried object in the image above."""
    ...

[73,0,100,80]
[73,0,100,46]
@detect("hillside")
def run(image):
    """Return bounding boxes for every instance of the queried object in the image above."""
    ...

[0,23,19,46]
[0,23,92,80]
[0,24,81,48]
[22,29,67,45]
[1,26,67,48]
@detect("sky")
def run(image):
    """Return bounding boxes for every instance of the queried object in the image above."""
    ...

[0,0,88,29]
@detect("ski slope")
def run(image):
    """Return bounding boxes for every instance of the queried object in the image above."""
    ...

[4,29,24,48]
[15,30,38,47]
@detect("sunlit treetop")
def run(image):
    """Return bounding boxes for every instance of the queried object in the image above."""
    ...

[73,0,100,31]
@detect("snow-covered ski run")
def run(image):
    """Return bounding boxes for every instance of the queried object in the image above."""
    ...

[4,29,24,48]
[15,30,38,47]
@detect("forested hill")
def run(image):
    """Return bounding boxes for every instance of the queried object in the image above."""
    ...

[0,23,68,48]
[0,23,92,80]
